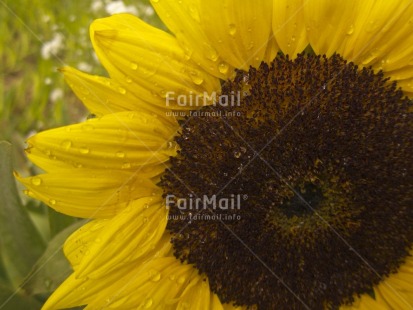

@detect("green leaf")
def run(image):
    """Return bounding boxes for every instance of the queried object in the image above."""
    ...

[22,220,85,296]
[0,141,45,288]
[48,208,78,238]
[0,283,41,310]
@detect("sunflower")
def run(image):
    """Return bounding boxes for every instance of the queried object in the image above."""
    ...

[17,0,413,309]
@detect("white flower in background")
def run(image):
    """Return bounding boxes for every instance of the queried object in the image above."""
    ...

[105,1,138,15]
[41,33,64,60]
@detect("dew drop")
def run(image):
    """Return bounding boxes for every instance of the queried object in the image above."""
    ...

[203,43,218,61]
[346,24,354,35]
[61,139,72,150]
[130,62,138,70]
[122,162,131,169]
[116,151,125,158]
[49,199,56,205]
[169,274,176,281]
[125,77,132,83]
[31,177,42,186]
[118,87,126,94]
[218,62,229,74]
[188,5,200,22]
[233,151,241,158]
[143,298,153,308]
[229,23,237,36]
[177,275,186,284]
[189,71,204,85]
[167,141,176,149]
[79,147,90,154]
[149,269,161,282]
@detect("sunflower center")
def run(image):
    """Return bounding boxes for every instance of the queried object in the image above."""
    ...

[161,54,413,309]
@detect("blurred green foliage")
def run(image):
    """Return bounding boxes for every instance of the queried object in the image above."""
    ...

[0,1,163,308]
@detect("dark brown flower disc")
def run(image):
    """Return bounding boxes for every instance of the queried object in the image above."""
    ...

[161,54,413,309]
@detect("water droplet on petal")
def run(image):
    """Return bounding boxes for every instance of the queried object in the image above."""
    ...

[31,177,42,186]
[130,62,138,70]
[116,151,125,158]
[229,23,237,36]
[143,298,153,308]
[49,199,56,205]
[203,43,218,61]
[149,269,161,282]
[118,87,126,94]
[122,162,131,169]
[188,5,200,22]
[218,62,229,74]
[189,71,204,85]
[79,147,90,154]
[61,140,72,150]
[346,24,354,35]
[177,275,186,284]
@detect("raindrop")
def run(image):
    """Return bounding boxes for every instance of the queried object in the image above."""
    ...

[177,276,186,284]
[229,23,237,36]
[218,62,229,74]
[149,270,161,282]
[118,87,126,94]
[61,139,72,150]
[189,71,204,85]
[116,151,125,158]
[203,43,218,61]
[31,177,42,186]
[49,199,56,205]
[79,147,90,154]
[143,298,153,308]
[346,24,354,35]
[122,162,131,169]
[130,62,138,70]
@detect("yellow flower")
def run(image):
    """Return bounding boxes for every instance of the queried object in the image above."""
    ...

[18,0,413,309]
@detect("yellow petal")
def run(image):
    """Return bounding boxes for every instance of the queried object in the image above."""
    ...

[304,0,365,58]
[90,13,220,110]
[62,66,165,116]
[151,0,235,79]
[304,0,413,97]
[64,219,108,269]
[375,282,413,310]
[16,170,160,218]
[74,196,168,278]
[199,0,276,70]
[273,0,308,58]
[25,111,178,172]
[43,238,176,310]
